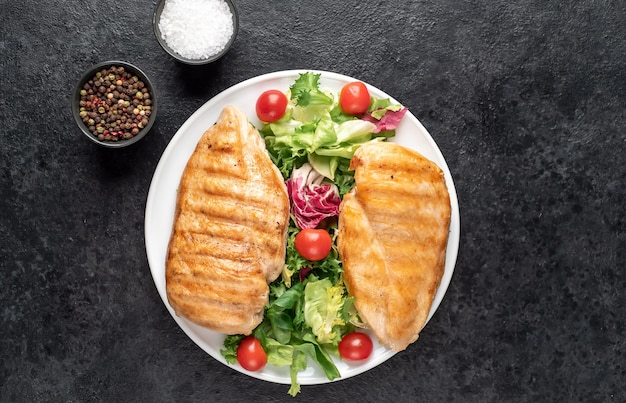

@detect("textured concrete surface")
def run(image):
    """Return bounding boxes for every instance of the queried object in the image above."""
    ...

[1,0,625,402]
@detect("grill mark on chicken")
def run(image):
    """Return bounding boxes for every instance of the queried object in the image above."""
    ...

[170,231,252,258]
[172,265,267,301]
[179,196,269,233]
[173,210,284,265]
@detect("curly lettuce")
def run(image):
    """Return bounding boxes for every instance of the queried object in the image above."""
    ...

[303,278,347,344]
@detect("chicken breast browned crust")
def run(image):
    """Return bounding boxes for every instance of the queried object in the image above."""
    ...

[337,141,451,351]
[166,105,290,335]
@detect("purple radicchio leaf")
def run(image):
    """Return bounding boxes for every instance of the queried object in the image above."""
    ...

[299,266,314,282]
[286,163,341,229]
[361,107,408,133]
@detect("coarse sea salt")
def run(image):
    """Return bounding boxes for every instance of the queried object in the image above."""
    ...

[158,0,234,60]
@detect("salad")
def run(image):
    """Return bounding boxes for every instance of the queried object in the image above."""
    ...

[219,72,407,396]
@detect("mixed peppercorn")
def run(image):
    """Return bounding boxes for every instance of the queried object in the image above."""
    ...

[78,65,153,142]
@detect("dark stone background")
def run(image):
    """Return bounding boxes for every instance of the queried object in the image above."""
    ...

[1,0,624,401]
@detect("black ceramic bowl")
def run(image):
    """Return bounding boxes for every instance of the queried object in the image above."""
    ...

[72,61,157,148]
[153,0,239,65]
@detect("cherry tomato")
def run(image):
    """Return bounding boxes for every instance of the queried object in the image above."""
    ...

[338,332,373,361]
[339,82,371,115]
[294,228,333,261]
[256,89,288,122]
[236,336,267,371]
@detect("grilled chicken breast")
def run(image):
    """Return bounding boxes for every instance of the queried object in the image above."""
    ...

[166,105,290,335]
[337,141,451,351]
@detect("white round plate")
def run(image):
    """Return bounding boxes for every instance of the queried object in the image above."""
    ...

[145,70,460,385]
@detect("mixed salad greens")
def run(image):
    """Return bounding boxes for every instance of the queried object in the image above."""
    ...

[219,72,406,396]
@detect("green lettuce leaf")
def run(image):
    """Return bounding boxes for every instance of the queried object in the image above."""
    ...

[334,119,377,144]
[307,153,339,181]
[303,278,347,345]
[299,333,341,380]
[290,72,334,107]
[220,334,244,364]
[288,350,308,396]
[264,338,294,367]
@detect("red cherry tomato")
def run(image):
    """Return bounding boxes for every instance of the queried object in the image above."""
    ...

[339,82,371,115]
[294,228,332,261]
[236,336,267,371]
[256,89,288,122]
[338,332,373,361]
